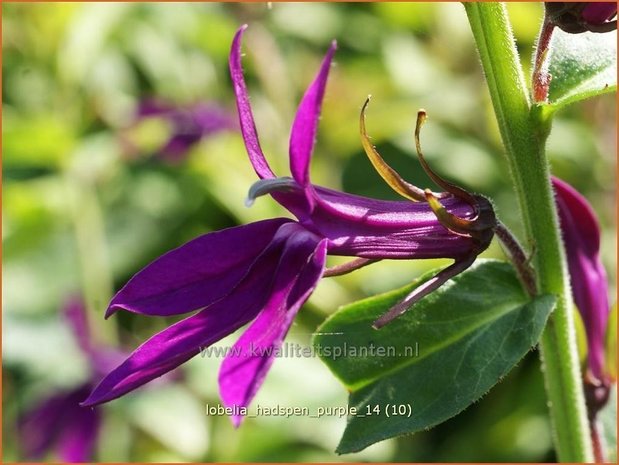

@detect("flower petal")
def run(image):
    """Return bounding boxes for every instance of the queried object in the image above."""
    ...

[553,177,610,380]
[192,103,237,136]
[219,225,327,425]
[19,393,68,459]
[136,98,174,117]
[63,297,92,354]
[160,133,202,162]
[229,25,276,179]
[582,2,617,25]
[311,186,477,259]
[63,297,125,374]
[18,384,99,461]
[106,218,292,317]
[82,226,293,406]
[289,41,337,187]
[56,395,102,462]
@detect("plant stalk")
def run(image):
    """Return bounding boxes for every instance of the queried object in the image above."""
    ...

[68,173,117,347]
[464,3,593,461]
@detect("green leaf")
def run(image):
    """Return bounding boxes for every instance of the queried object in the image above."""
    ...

[313,260,555,453]
[546,29,617,111]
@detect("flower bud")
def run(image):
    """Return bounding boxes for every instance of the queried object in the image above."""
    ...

[545,2,617,33]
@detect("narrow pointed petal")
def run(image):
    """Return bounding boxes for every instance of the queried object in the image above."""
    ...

[219,225,327,425]
[63,297,125,374]
[63,297,93,354]
[373,254,476,328]
[553,177,610,380]
[230,25,276,179]
[289,41,337,187]
[82,229,291,406]
[82,311,236,406]
[106,218,291,318]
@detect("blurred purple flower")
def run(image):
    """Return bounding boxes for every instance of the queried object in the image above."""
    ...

[545,2,617,33]
[82,26,495,425]
[126,99,237,162]
[553,177,611,382]
[18,298,123,462]
[18,384,101,463]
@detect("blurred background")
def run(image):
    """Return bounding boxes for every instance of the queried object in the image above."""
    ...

[2,2,616,462]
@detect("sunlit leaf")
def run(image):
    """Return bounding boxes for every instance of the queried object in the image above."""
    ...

[546,29,617,110]
[3,113,77,169]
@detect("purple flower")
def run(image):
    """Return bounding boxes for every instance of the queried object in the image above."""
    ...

[581,2,618,26]
[19,383,101,463]
[553,177,611,382]
[18,298,122,462]
[125,99,237,162]
[545,2,617,33]
[83,26,496,424]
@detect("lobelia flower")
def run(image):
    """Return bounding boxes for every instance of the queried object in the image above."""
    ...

[18,298,124,462]
[124,99,237,162]
[545,2,617,34]
[553,177,612,384]
[82,25,496,425]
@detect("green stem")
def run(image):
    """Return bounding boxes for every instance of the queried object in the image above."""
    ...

[464,3,592,462]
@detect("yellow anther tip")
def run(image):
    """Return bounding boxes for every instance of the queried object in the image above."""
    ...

[416,110,428,126]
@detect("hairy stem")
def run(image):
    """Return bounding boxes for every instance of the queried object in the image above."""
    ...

[532,16,556,103]
[464,3,592,461]
[495,221,537,296]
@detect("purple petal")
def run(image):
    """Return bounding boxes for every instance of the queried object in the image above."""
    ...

[553,177,610,380]
[136,98,175,118]
[19,393,68,459]
[82,224,295,406]
[229,25,276,179]
[90,347,130,379]
[582,2,617,25]
[106,218,292,318]
[56,400,102,462]
[19,384,100,462]
[158,104,235,162]
[159,133,202,162]
[219,224,327,424]
[311,186,477,259]
[289,41,337,187]
[63,296,125,374]
[63,296,92,354]
[192,103,238,135]
[258,181,477,260]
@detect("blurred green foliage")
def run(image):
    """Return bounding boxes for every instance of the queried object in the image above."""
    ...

[2,2,615,462]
